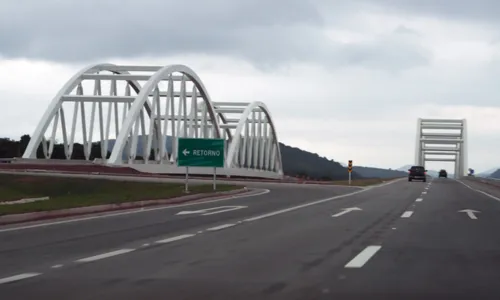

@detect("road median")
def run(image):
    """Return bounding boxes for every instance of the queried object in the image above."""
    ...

[0,174,246,225]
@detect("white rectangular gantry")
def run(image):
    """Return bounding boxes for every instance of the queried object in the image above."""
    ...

[415,118,468,178]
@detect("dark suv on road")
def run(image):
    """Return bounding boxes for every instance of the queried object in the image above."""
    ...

[408,166,427,182]
[439,169,447,178]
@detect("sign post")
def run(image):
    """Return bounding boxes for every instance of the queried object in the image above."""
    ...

[347,160,353,185]
[177,138,225,192]
[213,167,217,190]
[185,167,189,193]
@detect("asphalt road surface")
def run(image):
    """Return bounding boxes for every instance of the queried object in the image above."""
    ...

[2,177,500,299]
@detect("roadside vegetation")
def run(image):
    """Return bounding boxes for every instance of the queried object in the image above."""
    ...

[0,174,241,215]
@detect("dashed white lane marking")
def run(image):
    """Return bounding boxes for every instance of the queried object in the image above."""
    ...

[401,211,414,218]
[422,191,427,195]
[75,249,135,263]
[345,246,382,268]
[51,264,63,269]
[206,223,236,231]
[416,198,423,202]
[0,189,271,233]
[155,234,195,244]
[0,273,41,284]
[142,243,150,247]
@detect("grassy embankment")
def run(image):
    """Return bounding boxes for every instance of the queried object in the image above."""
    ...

[0,174,241,215]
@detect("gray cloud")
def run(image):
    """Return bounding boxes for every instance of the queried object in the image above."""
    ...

[349,0,500,24]
[0,0,430,71]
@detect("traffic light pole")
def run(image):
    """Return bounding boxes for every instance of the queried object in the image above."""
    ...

[347,160,353,185]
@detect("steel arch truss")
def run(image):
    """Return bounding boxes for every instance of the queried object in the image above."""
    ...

[214,101,283,176]
[415,118,468,178]
[22,63,283,179]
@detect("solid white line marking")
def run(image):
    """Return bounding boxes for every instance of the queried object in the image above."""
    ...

[243,179,406,223]
[401,211,414,218]
[0,189,270,233]
[155,234,195,244]
[457,180,500,202]
[476,189,500,201]
[345,246,382,268]
[202,206,247,215]
[75,249,135,263]
[242,184,389,222]
[206,223,236,231]
[416,198,423,202]
[0,273,41,284]
[176,206,247,216]
[51,264,63,269]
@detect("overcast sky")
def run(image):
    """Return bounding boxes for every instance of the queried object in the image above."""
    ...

[1,0,500,173]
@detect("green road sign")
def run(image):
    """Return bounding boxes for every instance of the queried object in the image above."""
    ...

[177,138,225,167]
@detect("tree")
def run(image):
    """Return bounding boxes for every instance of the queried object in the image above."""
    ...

[19,134,31,156]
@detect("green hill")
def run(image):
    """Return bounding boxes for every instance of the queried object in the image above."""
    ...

[279,143,361,180]
[1,135,406,180]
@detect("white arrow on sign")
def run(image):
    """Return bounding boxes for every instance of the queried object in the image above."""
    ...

[458,209,480,220]
[182,149,190,156]
[332,207,362,217]
[176,206,247,216]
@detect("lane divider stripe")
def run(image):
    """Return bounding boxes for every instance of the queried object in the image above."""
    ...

[0,273,41,285]
[345,245,382,268]
[75,249,135,263]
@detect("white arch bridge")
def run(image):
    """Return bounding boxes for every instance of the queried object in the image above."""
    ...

[22,64,284,179]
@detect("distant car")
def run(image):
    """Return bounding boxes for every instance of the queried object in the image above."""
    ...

[408,165,427,182]
[439,169,447,178]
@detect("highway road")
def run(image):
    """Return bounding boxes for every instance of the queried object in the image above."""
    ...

[2,177,500,299]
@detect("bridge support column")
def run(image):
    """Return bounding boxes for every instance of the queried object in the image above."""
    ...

[415,118,423,165]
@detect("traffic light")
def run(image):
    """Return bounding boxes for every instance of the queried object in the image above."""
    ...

[348,160,353,173]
